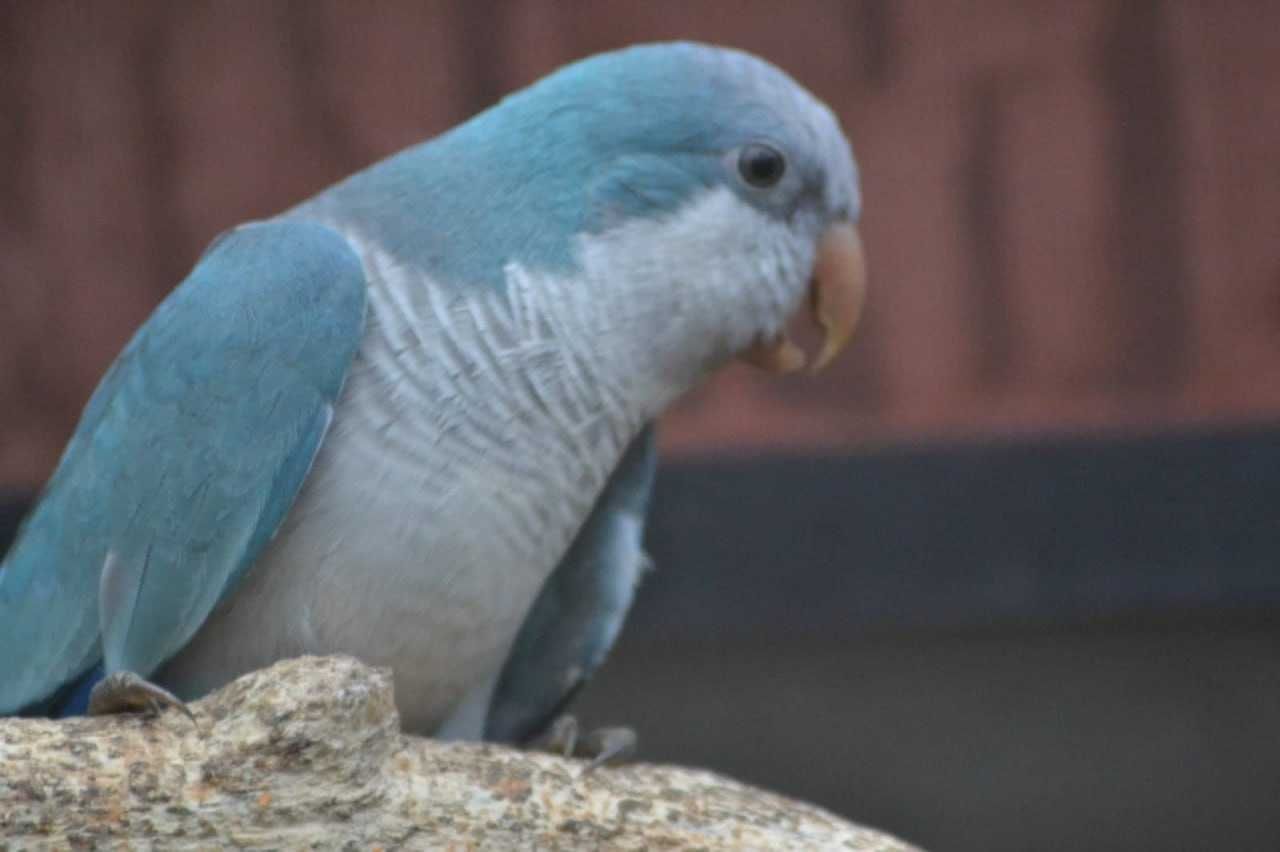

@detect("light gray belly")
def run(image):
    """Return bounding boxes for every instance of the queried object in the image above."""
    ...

[157,384,602,734]
[156,222,638,733]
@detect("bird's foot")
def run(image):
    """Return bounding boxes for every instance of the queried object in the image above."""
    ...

[87,671,196,722]
[534,714,637,773]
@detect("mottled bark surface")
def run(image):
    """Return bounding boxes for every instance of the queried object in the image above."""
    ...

[0,656,918,850]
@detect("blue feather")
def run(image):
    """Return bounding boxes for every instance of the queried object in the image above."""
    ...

[292,42,844,289]
[486,426,657,743]
[0,220,367,714]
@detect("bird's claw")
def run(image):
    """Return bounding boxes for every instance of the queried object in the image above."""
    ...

[579,725,637,774]
[87,671,196,723]
[541,714,580,758]
[534,714,636,774]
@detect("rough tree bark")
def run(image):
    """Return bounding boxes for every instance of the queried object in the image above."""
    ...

[0,656,918,850]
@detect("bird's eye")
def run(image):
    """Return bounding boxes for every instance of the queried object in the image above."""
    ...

[737,143,787,188]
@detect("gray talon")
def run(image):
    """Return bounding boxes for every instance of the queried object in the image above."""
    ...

[87,671,196,723]
[541,714,579,758]
[580,726,637,774]
[531,714,636,772]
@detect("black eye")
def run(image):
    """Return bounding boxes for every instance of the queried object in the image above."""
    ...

[737,143,786,188]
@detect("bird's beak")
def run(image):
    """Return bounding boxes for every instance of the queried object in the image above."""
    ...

[741,222,867,373]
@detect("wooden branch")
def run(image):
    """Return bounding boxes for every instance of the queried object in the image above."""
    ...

[0,656,918,850]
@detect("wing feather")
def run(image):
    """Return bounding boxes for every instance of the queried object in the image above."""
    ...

[0,220,367,714]
[486,425,657,743]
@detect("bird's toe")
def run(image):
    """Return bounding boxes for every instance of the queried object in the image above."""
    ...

[87,671,196,722]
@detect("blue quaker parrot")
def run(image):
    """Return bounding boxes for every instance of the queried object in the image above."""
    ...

[0,42,866,761]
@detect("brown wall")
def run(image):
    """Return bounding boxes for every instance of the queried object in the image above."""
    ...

[2,1,1278,487]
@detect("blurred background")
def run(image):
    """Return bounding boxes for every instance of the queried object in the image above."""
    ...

[1,2,1278,850]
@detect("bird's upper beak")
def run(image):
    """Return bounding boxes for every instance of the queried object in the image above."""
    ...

[741,222,867,373]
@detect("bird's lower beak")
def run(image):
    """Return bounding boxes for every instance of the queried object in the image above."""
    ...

[741,222,867,373]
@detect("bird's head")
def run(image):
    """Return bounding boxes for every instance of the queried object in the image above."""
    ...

[499,42,867,381]
[333,42,866,400]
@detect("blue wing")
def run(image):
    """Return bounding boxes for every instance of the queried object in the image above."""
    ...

[0,220,367,715]
[485,425,657,743]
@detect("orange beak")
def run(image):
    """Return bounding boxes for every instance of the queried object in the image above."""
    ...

[741,222,867,373]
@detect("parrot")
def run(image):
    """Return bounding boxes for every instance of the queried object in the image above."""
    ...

[0,42,866,761]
